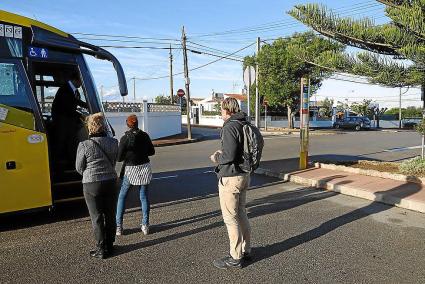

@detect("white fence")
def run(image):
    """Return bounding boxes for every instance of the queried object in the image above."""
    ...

[105,101,181,140]
[183,114,420,129]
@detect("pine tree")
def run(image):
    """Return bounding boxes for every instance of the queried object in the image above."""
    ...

[288,1,424,91]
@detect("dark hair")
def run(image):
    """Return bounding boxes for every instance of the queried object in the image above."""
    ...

[126,114,138,129]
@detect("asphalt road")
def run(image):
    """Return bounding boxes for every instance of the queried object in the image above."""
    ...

[180,127,422,174]
[1,128,425,283]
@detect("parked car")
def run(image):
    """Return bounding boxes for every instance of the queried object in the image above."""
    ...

[333,116,371,131]
[402,118,420,129]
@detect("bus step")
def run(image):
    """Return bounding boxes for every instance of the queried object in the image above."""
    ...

[52,180,83,201]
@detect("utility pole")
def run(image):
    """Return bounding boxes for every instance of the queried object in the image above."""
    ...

[255,37,261,127]
[421,79,425,159]
[247,75,251,119]
[399,87,402,129]
[182,26,192,140]
[169,44,174,104]
[132,76,136,102]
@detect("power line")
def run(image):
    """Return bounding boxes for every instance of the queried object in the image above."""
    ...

[186,13,387,44]
[188,48,244,62]
[97,45,182,50]
[186,41,245,59]
[190,2,379,37]
[76,37,182,46]
[188,2,384,39]
[74,1,384,47]
[71,32,180,41]
[132,42,256,81]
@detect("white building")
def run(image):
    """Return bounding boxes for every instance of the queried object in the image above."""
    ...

[197,91,247,113]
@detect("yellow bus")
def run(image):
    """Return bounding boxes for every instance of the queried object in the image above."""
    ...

[0,10,127,214]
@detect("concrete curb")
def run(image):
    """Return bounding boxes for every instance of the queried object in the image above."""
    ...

[182,124,222,129]
[153,135,204,147]
[254,167,287,179]
[315,162,425,185]
[282,172,425,213]
[261,130,342,136]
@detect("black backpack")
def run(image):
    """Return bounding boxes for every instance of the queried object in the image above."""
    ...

[233,120,264,173]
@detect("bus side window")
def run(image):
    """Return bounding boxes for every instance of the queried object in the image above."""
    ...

[0,61,35,130]
[35,75,58,117]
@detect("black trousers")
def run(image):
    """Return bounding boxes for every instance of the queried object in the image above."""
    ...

[83,179,118,249]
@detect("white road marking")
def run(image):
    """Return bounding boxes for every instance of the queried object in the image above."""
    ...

[152,175,178,180]
[263,135,297,140]
[383,146,421,152]
[152,170,215,180]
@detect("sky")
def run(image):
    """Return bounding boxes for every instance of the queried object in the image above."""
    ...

[3,0,422,109]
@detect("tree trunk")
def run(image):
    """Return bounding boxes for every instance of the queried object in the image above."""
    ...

[287,106,294,129]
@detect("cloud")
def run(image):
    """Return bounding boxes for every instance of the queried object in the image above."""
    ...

[100,86,121,102]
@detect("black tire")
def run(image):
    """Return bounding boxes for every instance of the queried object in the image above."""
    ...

[335,124,340,129]
[355,125,361,131]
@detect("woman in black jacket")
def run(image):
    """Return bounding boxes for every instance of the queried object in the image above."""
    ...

[115,114,155,236]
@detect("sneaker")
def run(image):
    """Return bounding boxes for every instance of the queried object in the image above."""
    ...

[116,225,123,236]
[213,256,242,269]
[90,248,106,259]
[141,224,149,235]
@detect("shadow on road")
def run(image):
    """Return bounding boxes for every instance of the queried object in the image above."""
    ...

[113,187,338,256]
[245,181,421,267]
[0,166,278,232]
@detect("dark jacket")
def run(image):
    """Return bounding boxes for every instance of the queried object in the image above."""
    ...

[117,129,155,166]
[215,112,247,178]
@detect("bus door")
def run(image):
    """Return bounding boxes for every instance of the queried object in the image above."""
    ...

[31,60,90,201]
[0,59,52,213]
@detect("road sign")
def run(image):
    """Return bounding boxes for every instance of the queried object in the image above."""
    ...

[243,66,255,86]
[177,89,185,97]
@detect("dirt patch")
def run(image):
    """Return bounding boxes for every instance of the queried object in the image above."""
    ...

[316,160,425,178]
[351,160,401,174]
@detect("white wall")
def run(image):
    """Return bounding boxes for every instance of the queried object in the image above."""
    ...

[184,116,418,129]
[105,102,181,140]
[181,115,224,127]
[147,112,182,139]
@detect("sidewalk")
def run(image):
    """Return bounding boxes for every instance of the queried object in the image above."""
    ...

[256,163,425,213]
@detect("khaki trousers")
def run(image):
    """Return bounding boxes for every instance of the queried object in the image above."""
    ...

[218,174,251,260]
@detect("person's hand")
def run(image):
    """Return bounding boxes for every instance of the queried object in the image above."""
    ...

[210,150,222,163]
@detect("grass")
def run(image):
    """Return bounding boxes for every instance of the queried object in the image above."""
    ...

[399,157,425,177]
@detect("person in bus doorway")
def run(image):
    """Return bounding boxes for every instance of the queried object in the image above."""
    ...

[51,72,88,170]
[51,72,88,121]
[75,113,119,259]
[115,114,155,236]
[210,97,251,269]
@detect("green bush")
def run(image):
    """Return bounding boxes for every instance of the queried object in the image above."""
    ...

[399,157,425,177]
[202,110,221,116]
[415,119,425,135]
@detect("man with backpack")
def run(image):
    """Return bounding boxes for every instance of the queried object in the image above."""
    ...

[210,97,263,269]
